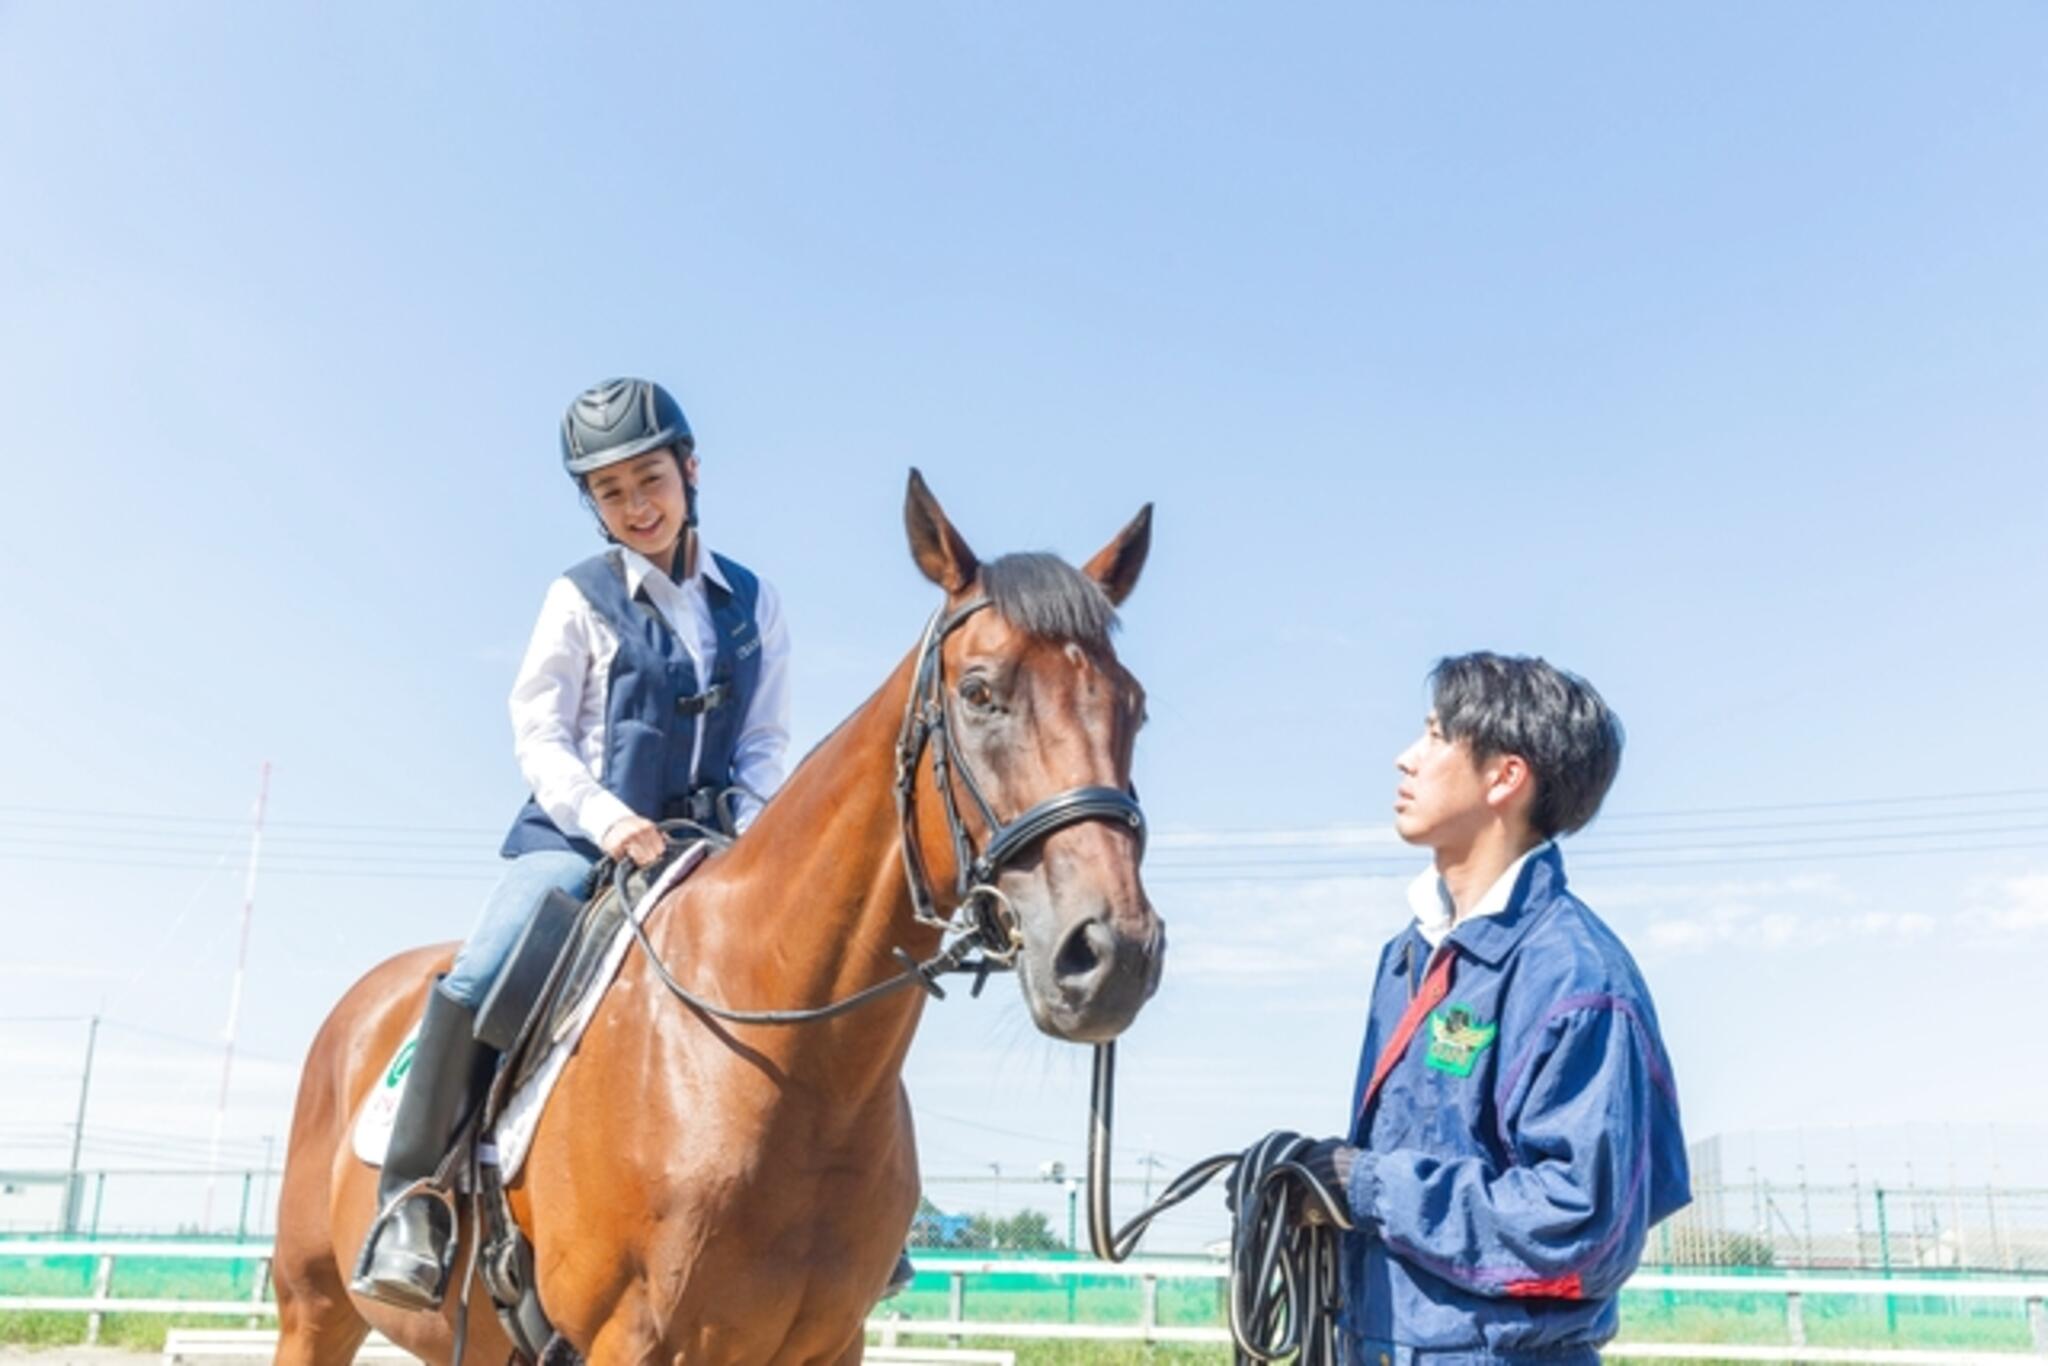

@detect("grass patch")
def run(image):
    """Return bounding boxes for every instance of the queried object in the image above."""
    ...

[872,1338,1224,1364]
[0,1311,265,1352]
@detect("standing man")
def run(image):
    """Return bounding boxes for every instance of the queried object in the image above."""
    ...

[1304,652,1689,1365]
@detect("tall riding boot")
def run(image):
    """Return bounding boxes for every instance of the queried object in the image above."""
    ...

[881,1249,916,1299]
[351,980,493,1310]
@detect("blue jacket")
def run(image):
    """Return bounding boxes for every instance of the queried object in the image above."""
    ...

[1341,847,1689,1365]
[501,549,764,859]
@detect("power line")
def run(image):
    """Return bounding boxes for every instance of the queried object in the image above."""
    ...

[1143,821,2048,869]
[1594,787,2048,821]
[5,784,2048,838]
[2,789,2046,884]
[0,802,498,836]
[1143,838,2048,883]
[98,1018,293,1067]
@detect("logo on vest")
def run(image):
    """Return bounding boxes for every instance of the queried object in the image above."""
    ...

[735,635,761,661]
[1425,1005,1498,1077]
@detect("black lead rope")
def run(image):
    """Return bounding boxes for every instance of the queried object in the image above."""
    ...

[1089,1042,1355,1366]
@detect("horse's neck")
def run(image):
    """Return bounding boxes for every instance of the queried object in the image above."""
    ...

[659,653,938,1087]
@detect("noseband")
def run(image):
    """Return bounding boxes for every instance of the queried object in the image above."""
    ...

[893,598,1147,961]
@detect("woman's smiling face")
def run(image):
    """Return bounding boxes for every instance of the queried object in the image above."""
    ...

[584,448,695,564]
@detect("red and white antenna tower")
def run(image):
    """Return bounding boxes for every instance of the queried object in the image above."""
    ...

[203,760,270,1232]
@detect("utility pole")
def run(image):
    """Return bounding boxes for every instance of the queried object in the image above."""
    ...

[63,1014,100,1234]
[204,761,270,1232]
[1139,1151,1165,1204]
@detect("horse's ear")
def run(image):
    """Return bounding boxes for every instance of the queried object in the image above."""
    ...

[904,468,980,593]
[1081,503,1152,607]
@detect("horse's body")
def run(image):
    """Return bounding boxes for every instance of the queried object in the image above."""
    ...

[274,477,1160,1366]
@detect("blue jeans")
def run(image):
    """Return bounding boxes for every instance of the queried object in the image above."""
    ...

[443,850,595,1009]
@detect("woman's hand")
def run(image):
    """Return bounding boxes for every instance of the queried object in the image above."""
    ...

[601,814,667,867]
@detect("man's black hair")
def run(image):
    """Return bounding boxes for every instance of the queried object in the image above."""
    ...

[1430,652,1623,838]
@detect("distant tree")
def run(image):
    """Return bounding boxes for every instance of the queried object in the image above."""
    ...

[994,1209,1060,1251]
[910,1201,1063,1252]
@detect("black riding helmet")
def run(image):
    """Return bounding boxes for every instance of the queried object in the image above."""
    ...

[562,378,699,530]
[561,378,694,477]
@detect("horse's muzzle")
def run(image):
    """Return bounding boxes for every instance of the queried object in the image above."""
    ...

[1030,909,1164,1043]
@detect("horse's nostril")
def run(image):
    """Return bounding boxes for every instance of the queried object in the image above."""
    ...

[1054,919,1113,985]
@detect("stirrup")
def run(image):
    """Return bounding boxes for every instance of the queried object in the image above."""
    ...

[349,1176,461,1310]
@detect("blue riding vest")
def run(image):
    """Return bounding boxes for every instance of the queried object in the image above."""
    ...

[500,549,764,860]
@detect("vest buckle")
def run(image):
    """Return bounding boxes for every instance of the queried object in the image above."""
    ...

[676,683,731,716]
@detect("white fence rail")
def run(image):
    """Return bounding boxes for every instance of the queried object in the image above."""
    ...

[4,1241,2047,1359]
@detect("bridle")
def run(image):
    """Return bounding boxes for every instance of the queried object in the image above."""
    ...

[616,593,1147,1024]
[893,596,1147,962]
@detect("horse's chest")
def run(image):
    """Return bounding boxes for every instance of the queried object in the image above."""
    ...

[597,1147,916,1360]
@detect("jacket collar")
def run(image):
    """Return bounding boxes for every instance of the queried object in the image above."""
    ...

[621,541,728,600]
[1443,843,1568,968]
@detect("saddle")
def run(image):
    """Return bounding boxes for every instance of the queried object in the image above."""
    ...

[468,835,725,1365]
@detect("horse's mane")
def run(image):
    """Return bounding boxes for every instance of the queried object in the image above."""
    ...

[771,551,1116,785]
[981,552,1117,648]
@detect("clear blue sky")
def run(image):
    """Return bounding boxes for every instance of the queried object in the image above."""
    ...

[2,3,2045,1243]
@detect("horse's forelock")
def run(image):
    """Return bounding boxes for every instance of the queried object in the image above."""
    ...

[979,552,1117,648]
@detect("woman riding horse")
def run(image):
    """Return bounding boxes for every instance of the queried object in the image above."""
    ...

[274,472,1163,1365]
[354,377,792,1308]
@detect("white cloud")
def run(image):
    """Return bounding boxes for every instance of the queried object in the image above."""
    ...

[1600,864,2048,958]
[1150,824,1404,852]
[1963,871,2048,936]
[1157,873,1409,988]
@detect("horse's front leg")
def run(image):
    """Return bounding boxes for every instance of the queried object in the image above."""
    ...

[573,1294,666,1366]
[821,1330,866,1366]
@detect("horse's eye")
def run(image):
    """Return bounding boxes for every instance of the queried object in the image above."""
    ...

[958,676,994,710]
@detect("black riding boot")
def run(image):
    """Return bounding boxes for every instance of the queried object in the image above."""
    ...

[881,1249,916,1299]
[351,980,492,1310]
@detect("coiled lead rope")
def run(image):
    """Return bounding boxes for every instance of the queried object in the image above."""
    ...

[1088,1042,1354,1366]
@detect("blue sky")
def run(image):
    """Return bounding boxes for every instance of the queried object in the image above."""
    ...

[2,3,2045,1244]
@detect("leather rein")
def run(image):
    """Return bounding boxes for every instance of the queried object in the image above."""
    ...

[617,594,1147,1026]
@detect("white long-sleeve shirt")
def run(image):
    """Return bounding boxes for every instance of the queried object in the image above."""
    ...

[507,542,791,845]
[1406,841,1554,948]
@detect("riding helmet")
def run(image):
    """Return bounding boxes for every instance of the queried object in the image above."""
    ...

[560,378,694,478]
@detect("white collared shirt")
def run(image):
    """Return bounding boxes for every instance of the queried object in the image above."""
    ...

[1407,841,1554,948]
[507,542,791,845]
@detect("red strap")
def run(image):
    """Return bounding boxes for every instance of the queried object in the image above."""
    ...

[1506,1273,1584,1299]
[1358,949,1456,1124]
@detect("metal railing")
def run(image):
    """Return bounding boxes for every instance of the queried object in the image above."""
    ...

[5,1241,2048,1357]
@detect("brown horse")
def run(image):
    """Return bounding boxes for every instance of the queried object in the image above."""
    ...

[273,472,1164,1366]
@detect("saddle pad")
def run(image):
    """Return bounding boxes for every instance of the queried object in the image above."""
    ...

[350,843,708,1172]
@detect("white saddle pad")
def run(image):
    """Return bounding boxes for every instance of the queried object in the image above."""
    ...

[351,844,708,1178]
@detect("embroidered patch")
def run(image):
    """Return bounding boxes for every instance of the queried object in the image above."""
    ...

[1424,1004,1498,1076]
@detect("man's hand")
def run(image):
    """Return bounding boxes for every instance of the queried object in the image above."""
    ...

[1295,1138,1359,1225]
[1299,1138,1357,1192]
[601,814,667,867]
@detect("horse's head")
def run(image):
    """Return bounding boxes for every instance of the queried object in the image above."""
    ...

[900,471,1165,1044]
